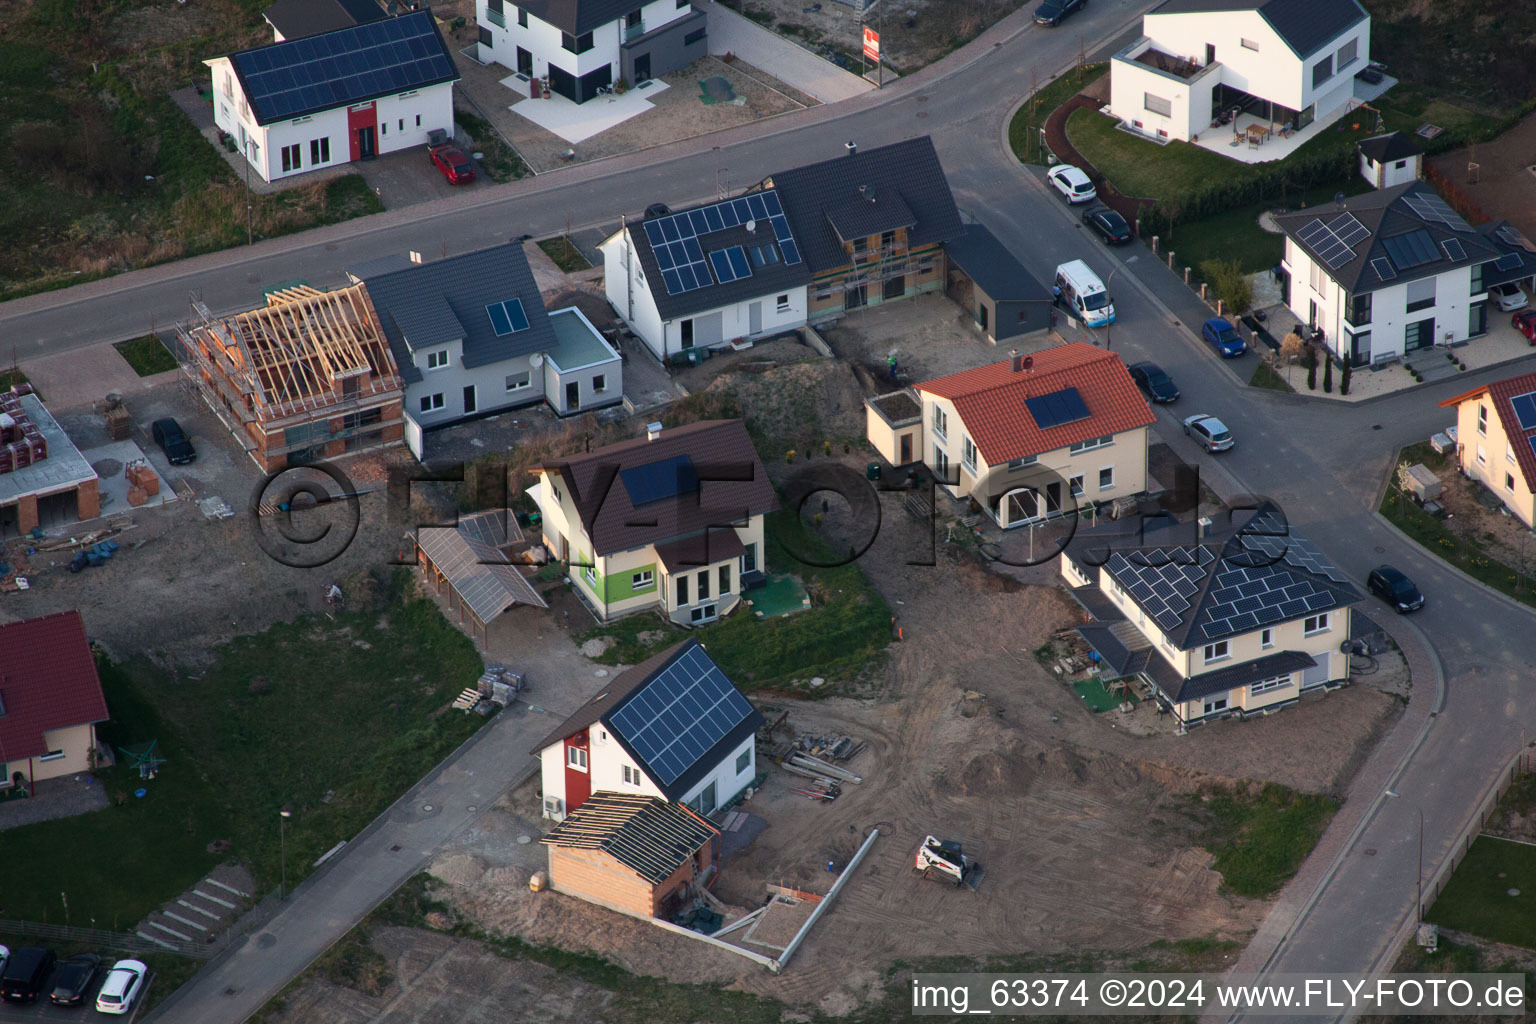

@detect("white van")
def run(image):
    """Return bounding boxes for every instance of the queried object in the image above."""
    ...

[1054,260,1115,327]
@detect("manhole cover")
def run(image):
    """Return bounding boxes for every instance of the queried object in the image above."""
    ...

[422,804,434,812]
[1375,546,1386,553]
[467,805,478,813]
[1510,888,1522,897]
[1372,424,1383,430]
[390,844,401,852]
[257,933,277,949]
[518,835,533,845]
[1364,848,1377,856]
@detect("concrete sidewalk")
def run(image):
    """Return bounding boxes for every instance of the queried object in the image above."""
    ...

[701,0,875,104]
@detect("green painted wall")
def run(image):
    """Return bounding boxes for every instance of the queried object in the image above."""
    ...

[602,562,658,604]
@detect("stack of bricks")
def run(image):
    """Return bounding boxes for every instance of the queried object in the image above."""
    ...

[125,459,160,497]
[0,389,48,474]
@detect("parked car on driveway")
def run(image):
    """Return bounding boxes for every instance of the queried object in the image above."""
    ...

[1200,317,1246,357]
[1047,164,1096,204]
[95,959,146,1016]
[1513,311,1536,343]
[428,142,476,186]
[49,953,101,1007]
[1034,0,1086,25]
[1367,565,1424,613]
[151,417,196,465]
[1081,205,1132,245]
[1128,361,1180,403]
[1182,413,1235,452]
[1491,282,1529,312]
[0,946,56,1003]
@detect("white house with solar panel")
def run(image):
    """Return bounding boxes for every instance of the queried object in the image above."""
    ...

[531,638,764,820]
[205,9,459,184]
[600,190,810,363]
[1062,503,1364,727]
[1274,181,1536,366]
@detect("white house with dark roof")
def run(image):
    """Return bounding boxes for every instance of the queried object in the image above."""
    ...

[532,638,764,820]
[1274,181,1536,365]
[475,0,706,103]
[1109,0,1371,150]
[262,0,386,42]
[348,242,621,456]
[1062,504,1363,727]
[205,9,458,183]
[600,189,811,362]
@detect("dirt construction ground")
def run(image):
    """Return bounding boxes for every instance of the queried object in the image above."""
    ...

[1428,110,1536,247]
[728,0,1026,72]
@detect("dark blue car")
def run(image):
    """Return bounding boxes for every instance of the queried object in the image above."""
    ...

[1200,317,1246,357]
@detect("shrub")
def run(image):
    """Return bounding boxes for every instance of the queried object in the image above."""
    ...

[1307,357,1317,391]
[1340,359,1352,395]
[1198,258,1253,315]
[1323,354,1333,393]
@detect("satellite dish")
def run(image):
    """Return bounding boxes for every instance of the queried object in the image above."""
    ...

[745,219,757,233]
[529,353,544,367]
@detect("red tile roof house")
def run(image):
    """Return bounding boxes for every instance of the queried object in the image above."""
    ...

[865,342,1156,528]
[0,611,110,796]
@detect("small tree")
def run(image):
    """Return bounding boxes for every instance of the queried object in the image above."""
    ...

[1323,352,1334,393]
[1340,359,1352,395]
[1280,331,1305,365]
[1306,347,1318,391]
[1199,258,1253,316]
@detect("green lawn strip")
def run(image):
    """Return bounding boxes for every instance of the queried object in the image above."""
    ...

[1007,63,1110,166]
[1165,180,1376,275]
[537,237,593,273]
[1248,361,1295,393]
[1426,834,1536,948]
[1380,444,1536,608]
[579,508,892,693]
[454,109,530,183]
[0,934,201,1016]
[1,588,485,926]
[113,334,180,376]
[1188,783,1338,898]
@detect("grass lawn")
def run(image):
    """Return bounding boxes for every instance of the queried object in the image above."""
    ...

[579,509,892,692]
[1249,361,1296,392]
[1188,783,1339,898]
[0,585,485,927]
[113,334,179,376]
[1007,63,1109,166]
[1380,443,1536,609]
[1426,834,1536,948]
[1161,180,1376,275]
[537,237,592,273]
[0,933,202,1016]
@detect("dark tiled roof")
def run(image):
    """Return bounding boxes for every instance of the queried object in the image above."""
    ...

[653,530,745,573]
[1439,372,1536,496]
[541,420,778,557]
[542,791,718,885]
[263,0,385,40]
[227,11,458,126]
[825,187,916,243]
[1274,181,1526,296]
[1164,651,1317,703]
[944,224,1051,302]
[351,243,555,386]
[915,343,1155,465]
[1063,503,1362,650]
[1357,132,1421,164]
[768,136,963,273]
[516,0,642,36]
[1152,0,1367,57]
[0,611,110,763]
[626,190,810,322]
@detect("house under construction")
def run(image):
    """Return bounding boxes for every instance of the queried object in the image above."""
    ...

[177,284,405,472]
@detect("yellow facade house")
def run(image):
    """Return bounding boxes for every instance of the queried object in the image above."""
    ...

[530,420,777,625]
[1061,503,1363,727]
[0,610,110,796]
[1439,371,1536,528]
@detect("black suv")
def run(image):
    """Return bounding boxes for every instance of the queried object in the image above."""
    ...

[1,947,56,1003]
[151,417,196,465]
[1082,205,1132,245]
[1367,565,1424,613]
[1034,0,1085,25]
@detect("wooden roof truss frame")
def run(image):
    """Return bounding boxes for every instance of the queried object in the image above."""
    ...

[543,793,718,884]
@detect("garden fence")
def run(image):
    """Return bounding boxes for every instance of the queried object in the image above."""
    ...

[0,918,214,959]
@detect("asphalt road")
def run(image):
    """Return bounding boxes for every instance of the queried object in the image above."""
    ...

[6,0,1533,1020]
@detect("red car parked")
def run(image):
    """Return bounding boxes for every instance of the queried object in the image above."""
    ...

[1514,310,1536,344]
[429,143,476,185]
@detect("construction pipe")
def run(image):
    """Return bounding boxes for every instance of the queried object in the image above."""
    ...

[773,827,880,973]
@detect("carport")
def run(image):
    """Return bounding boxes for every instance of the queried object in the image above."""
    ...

[408,509,549,648]
[944,224,1053,344]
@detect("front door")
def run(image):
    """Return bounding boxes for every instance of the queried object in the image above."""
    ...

[358,126,375,159]
[883,274,905,300]
[347,102,377,161]
[844,284,868,310]
[899,432,913,464]
[463,385,476,415]
[694,781,717,815]
[681,319,694,349]
[517,46,533,76]
[1405,317,1435,350]
[748,301,762,335]
[633,52,651,82]
[566,381,580,410]
[1045,481,1062,516]
[1469,301,1488,338]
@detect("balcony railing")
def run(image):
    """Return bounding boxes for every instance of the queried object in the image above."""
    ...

[624,21,645,41]
[486,8,506,27]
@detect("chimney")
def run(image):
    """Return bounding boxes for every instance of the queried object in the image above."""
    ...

[1198,515,1213,538]
[409,250,424,264]
[646,421,663,442]
[845,140,858,157]
[1009,349,1023,373]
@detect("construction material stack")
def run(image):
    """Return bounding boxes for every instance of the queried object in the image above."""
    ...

[104,395,132,440]
[0,387,48,474]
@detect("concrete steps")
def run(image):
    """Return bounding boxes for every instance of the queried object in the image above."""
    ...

[135,864,255,952]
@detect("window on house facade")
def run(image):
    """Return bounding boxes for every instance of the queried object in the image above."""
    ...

[1348,292,1371,326]
[1471,261,1486,294]
[962,436,977,474]
[479,24,492,44]
[676,574,689,606]
[592,374,606,393]
[1477,443,1487,465]
[1303,613,1331,635]
[683,26,705,45]
[518,6,528,26]
[1069,435,1113,454]
[1203,697,1229,715]
[567,746,587,769]
[1203,640,1230,663]
[1260,627,1274,649]
[1308,260,1328,295]
[1312,55,1333,87]
[880,230,896,249]
[1240,37,1259,51]
[1394,159,1406,170]
[1250,675,1291,696]
[776,293,790,312]
[1509,443,1517,464]
[562,30,595,52]
[622,765,639,784]
[506,370,531,391]
[931,405,947,441]
[719,562,731,594]
[1143,93,1172,117]
[380,121,387,136]
[678,0,690,7]
[697,569,710,600]
[633,569,654,590]
[1406,278,1436,312]
[1098,466,1114,490]
[1507,472,1516,492]
[735,748,751,774]
[584,559,596,585]
[280,143,301,173]
[1336,38,1358,69]
[420,393,444,412]
[933,446,950,478]
[1068,474,1084,498]
[1478,404,1488,434]
[427,349,449,369]
[1007,454,1038,470]
[223,73,234,99]
[742,542,757,572]
[310,137,330,164]
[39,749,65,762]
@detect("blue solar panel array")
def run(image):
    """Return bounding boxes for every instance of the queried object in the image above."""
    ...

[620,454,700,507]
[1513,392,1536,431]
[609,645,756,786]
[1025,387,1090,429]
[1381,229,1440,271]
[231,12,455,123]
[709,246,753,284]
[485,298,529,336]
[1495,252,1526,272]
[641,190,801,295]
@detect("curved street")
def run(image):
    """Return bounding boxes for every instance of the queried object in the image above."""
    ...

[3,2,1530,1020]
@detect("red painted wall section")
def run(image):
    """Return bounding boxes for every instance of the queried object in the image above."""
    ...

[346,102,376,162]
[563,730,591,812]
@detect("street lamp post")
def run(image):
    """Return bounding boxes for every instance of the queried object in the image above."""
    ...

[1099,267,1119,350]
[279,808,292,899]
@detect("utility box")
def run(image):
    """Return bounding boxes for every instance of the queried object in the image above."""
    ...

[1400,463,1442,503]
